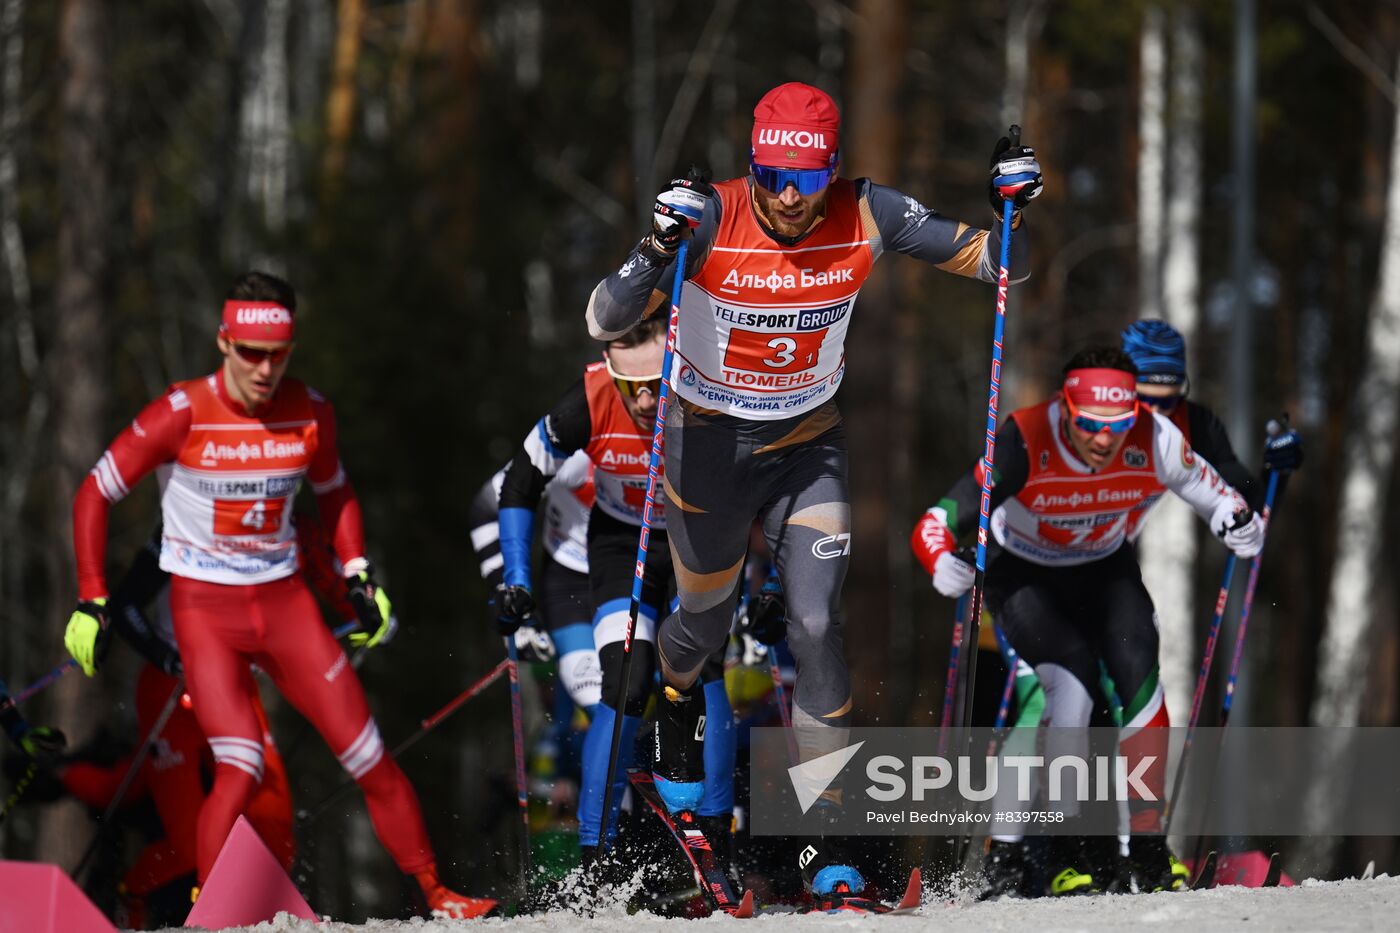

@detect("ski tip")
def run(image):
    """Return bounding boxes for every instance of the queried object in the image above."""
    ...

[895,866,923,911]
[730,889,754,919]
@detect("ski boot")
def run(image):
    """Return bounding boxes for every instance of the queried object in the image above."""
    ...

[798,803,866,907]
[1087,835,1131,893]
[415,868,499,919]
[977,839,1027,900]
[652,682,707,815]
[1128,835,1188,892]
[1045,836,1100,896]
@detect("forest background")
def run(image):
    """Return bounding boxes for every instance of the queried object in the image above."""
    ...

[2,0,1399,922]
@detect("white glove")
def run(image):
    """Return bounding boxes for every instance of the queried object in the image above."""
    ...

[933,550,976,598]
[1212,502,1265,559]
[513,625,556,663]
[739,632,769,667]
[651,177,712,254]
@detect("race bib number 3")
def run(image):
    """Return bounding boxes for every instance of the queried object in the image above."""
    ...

[722,327,826,375]
[213,497,286,536]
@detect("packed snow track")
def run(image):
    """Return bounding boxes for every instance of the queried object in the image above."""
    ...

[159,874,1397,931]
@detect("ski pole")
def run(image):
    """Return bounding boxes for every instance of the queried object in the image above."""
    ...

[1164,553,1238,833]
[936,594,967,758]
[769,657,793,730]
[594,231,690,860]
[73,679,185,880]
[1221,471,1281,729]
[950,127,1030,872]
[16,620,357,708]
[957,126,1026,742]
[1190,466,1283,866]
[503,635,532,897]
[298,658,509,825]
[992,625,1019,733]
[15,660,77,705]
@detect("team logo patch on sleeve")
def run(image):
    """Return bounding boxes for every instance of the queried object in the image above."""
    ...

[1181,441,1196,469]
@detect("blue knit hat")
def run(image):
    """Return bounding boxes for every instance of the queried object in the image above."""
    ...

[1121,319,1187,386]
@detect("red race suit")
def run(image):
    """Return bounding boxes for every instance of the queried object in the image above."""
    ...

[73,370,435,881]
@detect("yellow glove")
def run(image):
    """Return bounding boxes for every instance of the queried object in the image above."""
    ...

[346,571,398,649]
[64,598,110,677]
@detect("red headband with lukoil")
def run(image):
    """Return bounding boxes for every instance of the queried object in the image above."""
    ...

[221,300,294,342]
[1062,368,1137,418]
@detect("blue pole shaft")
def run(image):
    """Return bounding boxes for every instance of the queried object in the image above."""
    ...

[594,238,687,855]
[957,202,1016,738]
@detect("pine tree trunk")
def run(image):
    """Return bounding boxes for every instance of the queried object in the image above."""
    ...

[38,0,109,868]
[1312,60,1400,730]
[1140,4,1203,744]
[1137,5,1166,321]
[1304,57,1400,868]
[844,0,907,725]
[322,0,364,202]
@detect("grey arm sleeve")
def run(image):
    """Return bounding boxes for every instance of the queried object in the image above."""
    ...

[859,179,1031,284]
[585,203,721,340]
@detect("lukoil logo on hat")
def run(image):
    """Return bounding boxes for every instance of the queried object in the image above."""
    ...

[751,82,840,170]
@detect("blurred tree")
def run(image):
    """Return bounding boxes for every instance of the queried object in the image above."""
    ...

[843,0,908,722]
[38,0,109,870]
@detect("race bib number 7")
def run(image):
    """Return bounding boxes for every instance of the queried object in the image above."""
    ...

[213,497,286,536]
[722,327,826,375]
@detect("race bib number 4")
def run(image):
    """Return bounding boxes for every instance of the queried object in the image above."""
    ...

[213,497,286,536]
[722,327,826,375]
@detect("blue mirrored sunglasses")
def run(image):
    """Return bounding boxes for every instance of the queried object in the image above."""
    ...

[1064,392,1139,435]
[1073,412,1137,435]
[750,161,834,196]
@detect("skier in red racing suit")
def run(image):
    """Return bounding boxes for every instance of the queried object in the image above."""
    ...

[63,271,495,919]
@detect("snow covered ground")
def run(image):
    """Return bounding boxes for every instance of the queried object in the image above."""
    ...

[162,874,1398,932]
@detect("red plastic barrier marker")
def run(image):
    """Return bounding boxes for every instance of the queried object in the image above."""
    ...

[0,860,117,933]
[185,815,317,928]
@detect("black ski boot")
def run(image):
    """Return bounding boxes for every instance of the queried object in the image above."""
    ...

[652,682,707,815]
[1087,835,1131,893]
[978,839,1027,900]
[1128,835,1188,892]
[797,803,866,903]
[1045,836,1100,896]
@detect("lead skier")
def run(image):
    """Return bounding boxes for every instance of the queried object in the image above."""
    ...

[587,81,1039,899]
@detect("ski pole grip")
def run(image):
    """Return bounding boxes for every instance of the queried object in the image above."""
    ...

[1008,124,1021,148]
